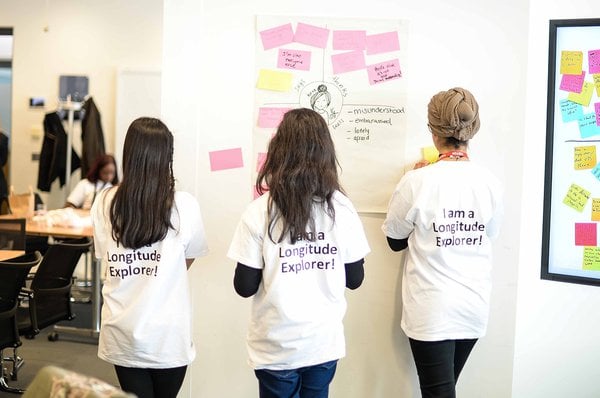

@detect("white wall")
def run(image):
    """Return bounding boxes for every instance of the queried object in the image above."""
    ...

[513,2,600,398]
[0,0,163,209]
[162,0,528,397]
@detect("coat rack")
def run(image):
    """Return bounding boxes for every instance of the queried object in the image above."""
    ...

[57,95,82,198]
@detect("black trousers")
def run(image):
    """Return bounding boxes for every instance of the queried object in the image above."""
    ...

[408,338,478,398]
[114,365,187,398]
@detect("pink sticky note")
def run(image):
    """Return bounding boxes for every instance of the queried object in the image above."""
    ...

[256,152,268,172]
[277,48,312,71]
[575,222,597,246]
[560,71,586,93]
[595,103,600,126]
[260,23,294,50]
[331,50,366,74]
[294,22,330,48]
[332,30,366,51]
[366,31,400,55]
[367,59,402,85]
[209,148,244,171]
[589,50,600,74]
[257,107,291,128]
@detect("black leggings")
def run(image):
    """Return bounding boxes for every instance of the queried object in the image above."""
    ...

[114,365,187,398]
[408,338,477,398]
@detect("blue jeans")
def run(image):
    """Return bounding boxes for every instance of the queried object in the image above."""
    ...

[254,360,338,398]
[408,338,477,398]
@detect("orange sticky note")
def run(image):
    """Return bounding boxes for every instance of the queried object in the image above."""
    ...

[574,145,596,170]
[592,199,600,221]
[560,51,583,75]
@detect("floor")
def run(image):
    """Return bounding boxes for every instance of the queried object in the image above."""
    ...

[0,301,118,397]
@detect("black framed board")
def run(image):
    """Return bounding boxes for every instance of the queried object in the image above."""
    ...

[542,18,600,286]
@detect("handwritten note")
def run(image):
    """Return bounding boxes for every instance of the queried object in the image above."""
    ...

[209,148,244,171]
[563,183,590,212]
[366,31,400,55]
[594,74,600,96]
[294,22,329,48]
[256,152,268,173]
[591,163,600,181]
[367,59,402,85]
[568,82,594,106]
[259,23,294,50]
[332,30,366,51]
[560,71,585,93]
[589,50,600,74]
[277,48,311,71]
[331,50,366,74]
[578,113,600,138]
[257,107,291,128]
[560,50,583,75]
[592,199,600,221]
[422,146,439,164]
[595,102,600,126]
[583,247,600,270]
[575,222,597,246]
[256,69,293,92]
[560,99,583,122]
[574,145,596,170]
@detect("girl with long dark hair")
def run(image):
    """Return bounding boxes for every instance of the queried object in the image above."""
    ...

[91,117,208,398]
[228,108,370,398]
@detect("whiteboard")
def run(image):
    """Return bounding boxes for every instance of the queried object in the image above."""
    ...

[542,19,600,286]
[253,16,408,212]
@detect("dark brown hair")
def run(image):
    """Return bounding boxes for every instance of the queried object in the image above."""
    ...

[109,117,175,249]
[257,108,341,244]
[440,136,468,149]
[86,153,119,184]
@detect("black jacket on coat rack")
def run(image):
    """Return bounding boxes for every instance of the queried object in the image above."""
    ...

[0,131,8,200]
[37,112,81,192]
[81,97,106,177]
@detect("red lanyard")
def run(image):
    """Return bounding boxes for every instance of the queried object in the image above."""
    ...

[437,150,469,161]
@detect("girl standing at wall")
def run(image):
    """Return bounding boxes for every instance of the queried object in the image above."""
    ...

[228,108,370,398]
[91,117,209,398]
[382,88,503,398]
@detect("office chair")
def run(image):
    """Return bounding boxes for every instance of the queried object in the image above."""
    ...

[17,237,93,342]
[0,251,42,394]
[0,218,26,251]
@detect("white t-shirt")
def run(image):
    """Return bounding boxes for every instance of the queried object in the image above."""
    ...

[91,189,209,368]
[227,191,370,370]
[67,179,113,210]
[382,161,503,341]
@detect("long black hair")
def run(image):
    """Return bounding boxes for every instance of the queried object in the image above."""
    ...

[109,117,175,249]
[257,108,342,244]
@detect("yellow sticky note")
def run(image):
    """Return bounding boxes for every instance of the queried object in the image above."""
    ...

[568,82,594,106]
[563,183,590,212]
[592,199,600,221]
[583,247,600,270]
[256,69,293,92]
[422,146,439,163]
[594,74,600,97]
[574,145,596,170]
[560,51,583,75]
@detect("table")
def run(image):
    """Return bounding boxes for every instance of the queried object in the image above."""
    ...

[0,250,25,261]
[0,211,100,342]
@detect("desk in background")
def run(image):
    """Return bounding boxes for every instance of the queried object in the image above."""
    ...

[0,212,100,343]
[0,250,25,261]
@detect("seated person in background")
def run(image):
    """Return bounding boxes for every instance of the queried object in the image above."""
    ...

[65,154,118,210]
